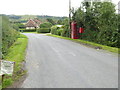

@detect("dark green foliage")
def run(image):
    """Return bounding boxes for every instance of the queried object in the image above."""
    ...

[51,25,63,35]
[51,26,58,35]
[20,29,36,32]
[118,14,120,48]
[51,17,70,37]
[20,20,27,23]
[8,15,21,19]
[61,18,70,37]
[57,19,63,25]
[40,22,52,28]
[46,18,56,25]
[37,15,67,20]
[10,22,25,31]
[16,23,25,29]
[0,16,2,58]
[37,28,50,33]
[56,29,64,36]
[51,25,70,37]
[2,16,19,57]
[61,25,70,37]
[38,22,52,33]
[72,1,119,48]
[8,15,67,25]
[12,24,19,31]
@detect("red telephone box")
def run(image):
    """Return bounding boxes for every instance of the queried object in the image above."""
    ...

[71,21,79,39]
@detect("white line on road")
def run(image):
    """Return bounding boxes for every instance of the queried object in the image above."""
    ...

[68,52,76,56]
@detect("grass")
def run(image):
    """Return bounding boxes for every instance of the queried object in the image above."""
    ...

[2,34,28,88]
[47,34,119,54]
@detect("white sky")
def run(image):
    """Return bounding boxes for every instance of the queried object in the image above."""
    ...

[0,0,119,17]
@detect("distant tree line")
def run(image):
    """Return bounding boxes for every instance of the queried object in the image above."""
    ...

[7,15,67,24]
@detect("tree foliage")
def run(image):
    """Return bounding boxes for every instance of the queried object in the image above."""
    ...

[71,1,119,48]
[46,18,56,25]
[2,15,19,57]
[40,22,52,28]
[0,16,2,58]
[37,28,50,33]
[57,19,63,25]
[51,18,70,37]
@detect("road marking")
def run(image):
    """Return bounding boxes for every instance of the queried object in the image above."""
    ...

[69,52,76,56]
[52,47,59,53]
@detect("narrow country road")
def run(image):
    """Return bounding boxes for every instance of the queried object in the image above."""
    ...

[21,33,118,88]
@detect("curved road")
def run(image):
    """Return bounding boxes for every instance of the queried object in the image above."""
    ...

[21,33,118,88]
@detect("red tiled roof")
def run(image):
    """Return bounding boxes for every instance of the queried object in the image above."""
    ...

[26,19,42,27]
[33,18,42,25]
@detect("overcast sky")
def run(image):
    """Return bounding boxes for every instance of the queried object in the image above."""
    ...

[0,0,119,16]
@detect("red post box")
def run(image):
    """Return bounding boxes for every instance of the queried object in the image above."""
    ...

[79,27,84,33]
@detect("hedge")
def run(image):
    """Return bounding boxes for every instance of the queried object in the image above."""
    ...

[51,25,70,37]
[2,15,19,57]
[37,28,50,33]
[72,2,119,48]
[51,25,58,35]
[20,29,36,32]
[0,16,2,58]
[40,22,52,28]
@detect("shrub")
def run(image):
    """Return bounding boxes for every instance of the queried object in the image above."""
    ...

[40,22,52,28]
[51,25,58,35]
[56,29,64,36]
[61,25,70,37]
[2,15,19,56]
[20,29,36,32]
[51,25,70,37]
[37,28,50,33]
[71,2,119,48]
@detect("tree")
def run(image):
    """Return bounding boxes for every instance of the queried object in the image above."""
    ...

[71,1,119,47]
[57,19,63,25]
[15,23,25,29]
[40,22,52,28]
[61,18,70,37]
[46,18,56,25]
[0,15,2,58]
[2,15,19,56]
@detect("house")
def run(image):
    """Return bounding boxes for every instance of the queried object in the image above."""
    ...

[25,18,42,29]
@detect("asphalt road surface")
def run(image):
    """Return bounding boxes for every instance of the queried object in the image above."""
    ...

[21,33,118,88]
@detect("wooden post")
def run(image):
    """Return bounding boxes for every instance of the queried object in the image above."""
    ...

[0,74,3,90]
[69,0,71,38]
[1,75,4,83]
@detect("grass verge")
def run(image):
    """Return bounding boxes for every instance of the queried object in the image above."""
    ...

[47,34,119,54]
[2,34,28,88]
